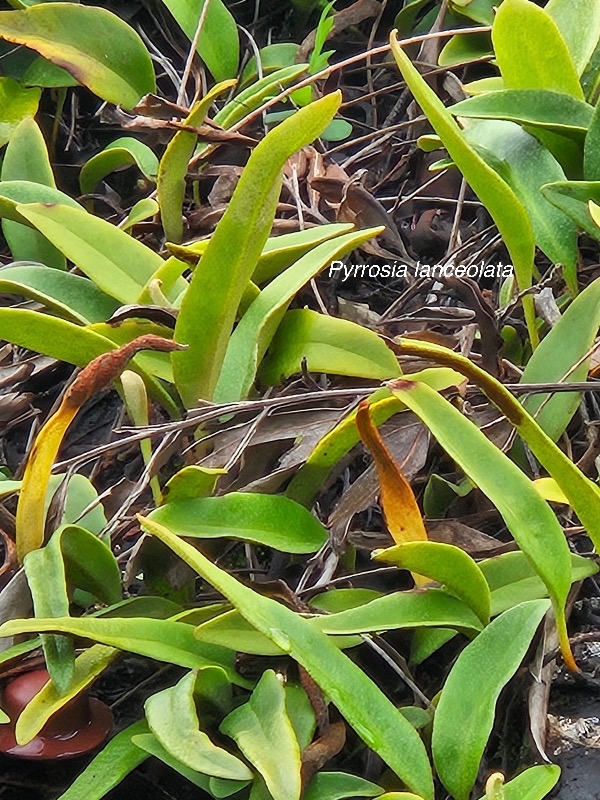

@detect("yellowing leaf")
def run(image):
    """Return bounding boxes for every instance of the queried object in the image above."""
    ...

[356,401,427,547]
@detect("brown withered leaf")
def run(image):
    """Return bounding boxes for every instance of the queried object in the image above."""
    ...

[356,401,427,545]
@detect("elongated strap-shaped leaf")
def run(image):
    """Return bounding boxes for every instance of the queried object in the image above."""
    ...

[145,671,252,780]
[16,203,163,303]
[373,542,491,624]
[390,30,538,345]
[0,264,119,324]
[259,308,401,386]
[432,601,550,800]
[137,516,435,800]
[389,376,574,668]
[542,179,600,239]
[303,772,384,800]
[221,670,301,800]
[451,90,593,140]
[492,0,583,99]
[1,117,65,269]
[462,119,578,292]
[214,226,383,402]
[56,720,150,800]
[15,644,118,745]
[312,588,483,635]
[0,76,40,148]
[546,0,600,76]
[519,276,600,439]
[286,368,463,507]
[159,0,239,82]
[80,137,159,194]
[356,402,427,578]
[173,92,342,406]
[147,492,328,553]
[0,179,82,227]
[157,81,235,244]
[0,4,155,108]
[476,765,560,800]
[395,339,600,552]
[0,616,248,687]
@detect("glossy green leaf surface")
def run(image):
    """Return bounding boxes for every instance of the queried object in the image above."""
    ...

[0,264,118,324]
[221,670,301,800]
[0,179,81,226]
[390,378,572,660]
[303,773,383,800]
[17,202,163,303]
[147,492,328,553]
[157,81,233,244]
[1,117,66,268]
[0,616,248,687]
[546,0,600,76]
[584,101,600,179]
[140,516,435,800]
[452,90,593,140]
[214,226,383,402]
[542,179,600,238]
[492,0,583,99]
[390,32,537,342]
[477,765,560,800]
[519,276,600,440]
[259,308,401,386]
[159,0,239,82]
[463,119,578,291]
[145,670,252,780]
[0,4,154,108]
[80,137,159,194]
[0,76,40,147]
[15,644,118,745]
[56,720,150,800]
[313,588,483,635]
[173,92,342,406]
[433,601,549,800]
[373,542,491,624]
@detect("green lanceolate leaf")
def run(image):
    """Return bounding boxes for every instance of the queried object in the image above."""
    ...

[312,588,483,635]
[159,0,239,82]
[389,377,574,667]
[173,93,343,406]
[147,492,328,553]
[477,765,560,800]
[389,31,538,345]
[221,670,301,800]
[145,670,252,780]
[0,264,119,324]
[1,117,66,268]
[545,0,600,76]
[138,516,435,800]
[0,615,248,687]
[303,772,384,800]
[462,119,578,292]
[16,203,163,303]
[373,542,491,624]
[80,137,159,195]
[286,368,463,507]
[214,226,383,402]
[492,0,583,99]
[451,90,593,141]
[584,101,600,180]
[519,276,600,440]
[0,180,81,226]
[432,601,550,800]
[0,76,40,147]
[0,4,155,108]
[56,720,150,800]
[542,179,600,238]
[158,81,234,244]
[15,644,118,745]
[259,308,401,386]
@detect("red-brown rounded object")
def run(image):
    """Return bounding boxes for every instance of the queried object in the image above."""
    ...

[0,669,113,760]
